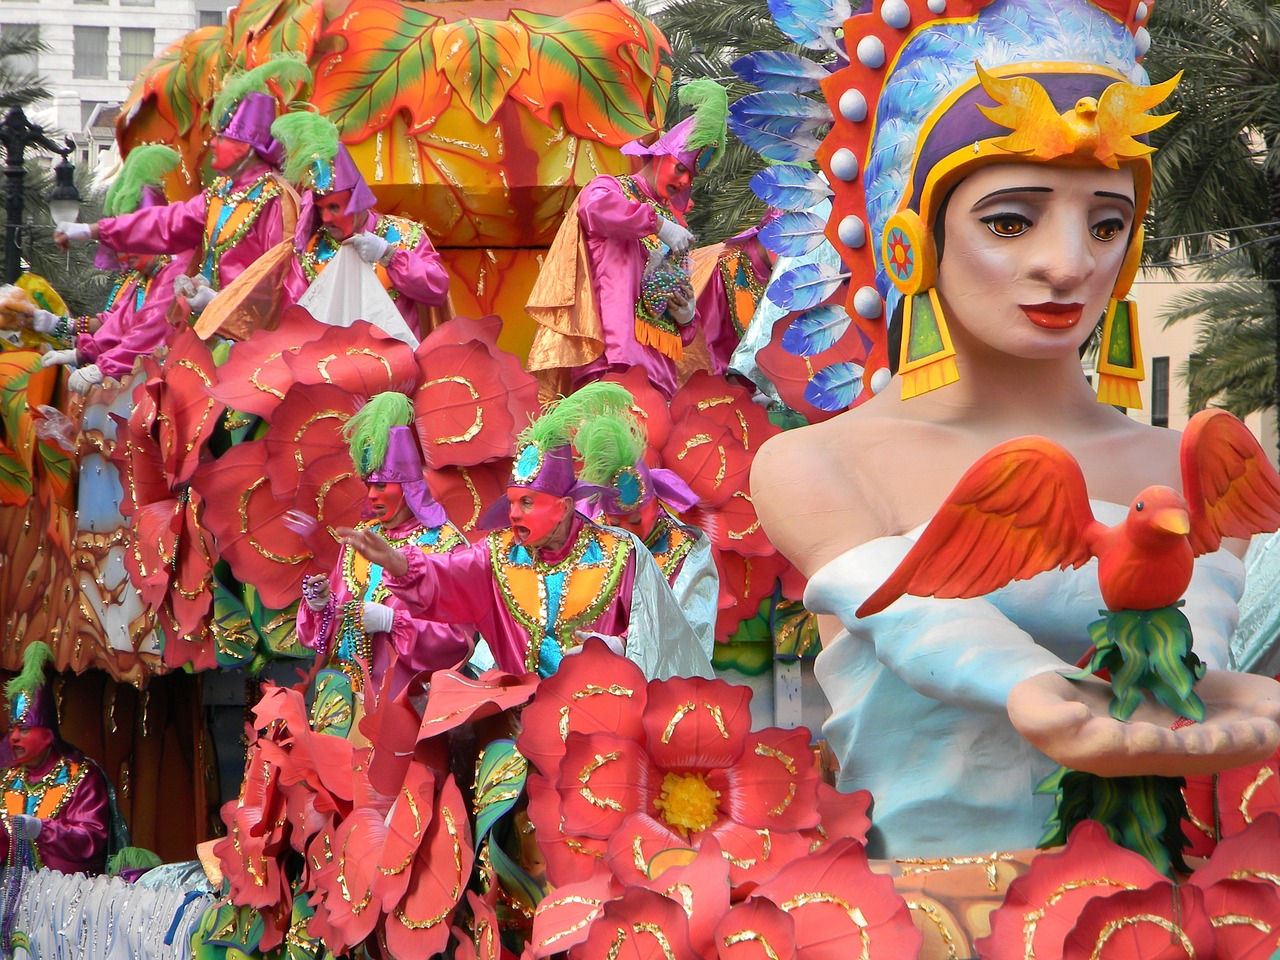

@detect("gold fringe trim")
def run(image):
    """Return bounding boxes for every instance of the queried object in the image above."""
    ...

[635,319,684,362]
[899,354,959,400]
[1096,372,1143,409]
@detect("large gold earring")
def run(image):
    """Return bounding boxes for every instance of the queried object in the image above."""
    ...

[1095,226,1144,409]
[883,211,958,400]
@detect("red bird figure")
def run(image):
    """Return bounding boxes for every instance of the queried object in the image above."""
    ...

[857,409,1280,619]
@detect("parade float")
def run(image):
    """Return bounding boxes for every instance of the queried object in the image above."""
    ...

[0,0,1279,957]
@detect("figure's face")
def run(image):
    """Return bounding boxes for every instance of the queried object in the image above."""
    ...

[605,497,660,540]
[317,189,358,241]
[210,135,253,174]
[507,489,570,547]
[366,481,411,527]
[7,724,54,769]
[935,162,1136,361]
[117,251,159,274]
[653,155,693,203]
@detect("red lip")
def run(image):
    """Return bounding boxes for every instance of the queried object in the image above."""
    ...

[1021,302,1084,329]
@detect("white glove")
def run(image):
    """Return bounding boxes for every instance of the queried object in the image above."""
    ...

[348,232,391,265]
[571,631,626,657]
[67,365,104,393]
[11,814,42,841]
[173,275,197,299]
[56,222,92,245]
[667,289,695,327]
[185,286,217,313]
[41,348,79,368]
[656,218,695,256]
[363,601,394,635]
[31,309,61,334]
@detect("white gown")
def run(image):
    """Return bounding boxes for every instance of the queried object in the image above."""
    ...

[806,501,1244,859]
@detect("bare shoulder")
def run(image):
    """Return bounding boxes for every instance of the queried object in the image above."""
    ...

[752,406,923,576]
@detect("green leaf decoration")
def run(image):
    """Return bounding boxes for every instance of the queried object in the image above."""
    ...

[248,0,323,67]
[430,19,530,124]
[474,739,528,846]
[0,440,32,506]
[511,8,661,147]
[226,0,288,57]
[311,0,450,138]
[771,595,821,659]
[211,580,258,669]
[245,584,307,659]
[1069,604,1203,722]
[1037,766,1190,877]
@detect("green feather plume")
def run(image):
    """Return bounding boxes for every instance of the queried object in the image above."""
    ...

[271,112,340,189]
[5,640,53,702]
[678,78,729,171]
[344,392,414,477]
[575,411,645,486]
[107,846,163,876]
[211,55,313,132]
[519,382,635,453]
[103,144,181,217]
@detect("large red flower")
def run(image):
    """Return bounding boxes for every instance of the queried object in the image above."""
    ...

[412,315,539,469]
[519,640,866,894]
[1183,743,1280,857]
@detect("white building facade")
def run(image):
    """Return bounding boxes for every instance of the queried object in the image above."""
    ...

[0,0,224,169]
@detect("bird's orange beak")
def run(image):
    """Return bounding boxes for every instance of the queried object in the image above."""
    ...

[1151,507,1190,536]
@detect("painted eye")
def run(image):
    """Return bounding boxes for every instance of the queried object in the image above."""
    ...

[1135,501,1144,512]
[1091,218,1124,241]
[980,214,1029,237]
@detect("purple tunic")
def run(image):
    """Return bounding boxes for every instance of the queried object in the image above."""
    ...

[573,175,697,399]
[383,514,638,676]
[284,211,450,338]
[295,516,474,699]
[76,256,188,380]
[696,241,770,376]
[97,163,285,292]
[0,752,110,875]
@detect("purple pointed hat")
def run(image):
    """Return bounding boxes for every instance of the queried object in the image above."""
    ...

[475,442,612,531]
[219,91,285,167]
[620,78,728,174]
[362,426,447,528]
[600,458,700,516]
[294,145,379,247]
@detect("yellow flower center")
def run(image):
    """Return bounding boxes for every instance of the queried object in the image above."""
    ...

[652,771,720,835]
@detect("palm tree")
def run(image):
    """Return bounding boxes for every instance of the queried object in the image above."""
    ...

[1145,0,1280,449]
[652,0,819,242]
[0,30,48,110]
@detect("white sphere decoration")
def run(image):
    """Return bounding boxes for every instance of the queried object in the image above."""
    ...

[870,366,893,394]
[830,148,860,181]
[839,89,868,123]
[853,285,882,319]
[881,0,910,29]
[1135,26,1150,56]
[856,35,886,69]
[1135,2,1148,22]
[927,0,946,12]
[838,216,867,248]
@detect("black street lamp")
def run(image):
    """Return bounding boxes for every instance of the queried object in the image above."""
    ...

[1,105,81,284]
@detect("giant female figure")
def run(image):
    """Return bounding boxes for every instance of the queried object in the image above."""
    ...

[751,0,1280,859]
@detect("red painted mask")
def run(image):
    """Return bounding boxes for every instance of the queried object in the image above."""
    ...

[317,189,357,241]
[653,155,693,204]
[7,724,54,769]
[366,481,409,526]
[507,488,569,547]
[605,497,660,540]
[210,135,253,174]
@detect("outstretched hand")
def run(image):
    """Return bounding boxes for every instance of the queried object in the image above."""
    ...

[338,526,409,576]
[1008,669,1280,778]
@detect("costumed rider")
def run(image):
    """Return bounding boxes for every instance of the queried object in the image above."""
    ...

[270,112,451,338]
[36,145,191,393]
[0,643,111,875]
[341,382,713,681]
[296,392,473,737]
[690,212,775,378]
[574,410,718,658]
[55,56,310,314]
[526,80,729,400]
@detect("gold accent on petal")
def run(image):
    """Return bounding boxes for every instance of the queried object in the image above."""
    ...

[423,375,484,444]
[723,929,781,960]
[1090,914,1193,960]
[536,895,603,948]
[577,750,624,811]
[1240,766,1275,823]
[660,702,696,744]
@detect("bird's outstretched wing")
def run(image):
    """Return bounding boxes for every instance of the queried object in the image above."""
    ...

[1181,409,1280,555]
[857,437,1100,617]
